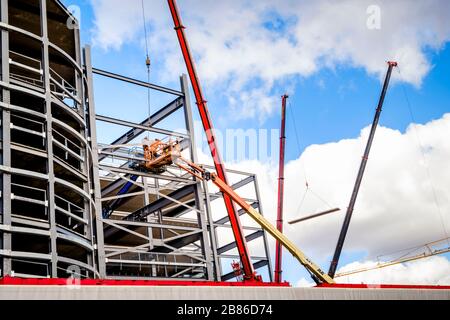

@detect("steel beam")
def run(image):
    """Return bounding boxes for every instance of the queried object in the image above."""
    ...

[40,0,59,277]
[221,261,269,282]
[125,184,196,222]
[217,230,264,255]
[92,68,184,97]
[84,46,106,277]
[99,164,195,184]
[215,202,258,225]
[181,73,214,280]
[98,97,184,161]
[95,114,188,139]
[202,179,222,280]
[253,174,273,282]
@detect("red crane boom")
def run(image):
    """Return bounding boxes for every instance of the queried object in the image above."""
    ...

[167,0,258,281]
[275,94,288,283]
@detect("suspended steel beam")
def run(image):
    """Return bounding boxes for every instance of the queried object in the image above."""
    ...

[328,61,398,278]
[289,208,341,225]
[167,0,257,281]
[275,94,288,283]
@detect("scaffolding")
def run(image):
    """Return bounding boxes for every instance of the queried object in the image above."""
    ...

[0,0,272,282]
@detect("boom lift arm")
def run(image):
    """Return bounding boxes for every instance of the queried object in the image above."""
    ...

[140,145,335,284]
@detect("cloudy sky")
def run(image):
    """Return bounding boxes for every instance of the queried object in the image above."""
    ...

[65,0,450,286]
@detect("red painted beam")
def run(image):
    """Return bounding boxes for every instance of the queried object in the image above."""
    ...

[275,95,288,283]
[0,277,289,287]
[167,0,257,281]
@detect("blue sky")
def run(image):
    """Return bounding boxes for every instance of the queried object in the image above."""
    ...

[63,0,450,285]
[65,0,450,160]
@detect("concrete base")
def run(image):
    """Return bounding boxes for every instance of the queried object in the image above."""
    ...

[0,285,449,300]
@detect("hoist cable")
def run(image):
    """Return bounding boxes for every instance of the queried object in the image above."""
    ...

[141,0,152,134]
[288,100,335,213]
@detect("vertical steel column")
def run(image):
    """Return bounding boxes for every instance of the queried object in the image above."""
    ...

[180,74,214,280]
[201,179,222,280]
[275,94,288,283]
[83,46,106,278]
[253,174,273,282]
[72,9,94,275]
[0,0,11,276]
[40,0,58,277]
[167,0,256,280]
[328,62,397,278]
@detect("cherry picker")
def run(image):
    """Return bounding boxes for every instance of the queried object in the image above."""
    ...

[137,138,335,284]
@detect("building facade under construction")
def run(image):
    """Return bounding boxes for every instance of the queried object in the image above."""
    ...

[0,0,272,282]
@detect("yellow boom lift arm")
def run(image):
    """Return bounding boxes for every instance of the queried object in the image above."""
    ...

[141,140,335,284]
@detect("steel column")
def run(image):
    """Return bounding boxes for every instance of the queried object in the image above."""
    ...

[181,73,214,280]
[201,179,222,280]
[83,46,106,278]
[0,0,11,276]
[40,0,59,277]
[253,174,273,282]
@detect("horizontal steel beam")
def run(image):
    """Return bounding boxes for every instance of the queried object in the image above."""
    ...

[215,202,259,225]
[221,260,269,281]
[95,114,188,139]
[210,175,254,200]
[106,259,204,268]
[98,97,184,161]
[92,68,184,97]
[289,208,341,225]
[99,164,195,184]
[217,230,264,255]
[126,184,197,222]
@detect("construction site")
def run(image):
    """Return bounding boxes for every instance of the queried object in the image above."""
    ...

[0,0,449,300]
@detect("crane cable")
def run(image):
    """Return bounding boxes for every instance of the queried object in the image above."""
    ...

[397,67,450,245]
[287,100,335,213]
[141,0,152,137]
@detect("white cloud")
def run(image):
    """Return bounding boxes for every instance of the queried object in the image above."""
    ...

[208,114,450,284]
[335,256,450,285]
[90,0,450,120]
[90,0,143,50]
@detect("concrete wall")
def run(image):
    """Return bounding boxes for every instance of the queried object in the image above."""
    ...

[0,286,449,300]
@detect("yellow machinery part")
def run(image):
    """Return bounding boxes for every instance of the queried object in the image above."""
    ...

[211,173,335,284]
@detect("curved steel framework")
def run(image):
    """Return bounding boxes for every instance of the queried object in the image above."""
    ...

[0,0,272,282]
[1,0,97,279]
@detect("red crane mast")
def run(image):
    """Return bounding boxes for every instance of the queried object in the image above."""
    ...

[167,0,258,281]
[275,95,288,283]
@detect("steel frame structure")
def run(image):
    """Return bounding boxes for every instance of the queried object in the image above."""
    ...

[0,0,272,282]
[1,0,97,279]
[87,66,272,281]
